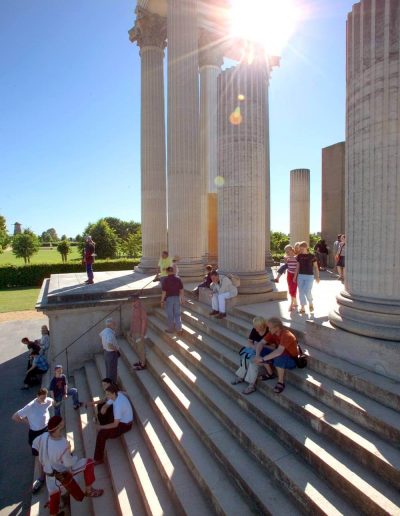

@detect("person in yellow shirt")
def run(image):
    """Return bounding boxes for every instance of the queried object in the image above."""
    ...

[157,251,173,285]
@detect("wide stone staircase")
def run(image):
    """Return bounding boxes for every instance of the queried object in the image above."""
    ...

[36,295,400,515]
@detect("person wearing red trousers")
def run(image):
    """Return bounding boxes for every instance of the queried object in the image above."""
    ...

[32,416,103,515]
[93,384,133,463]
[82,235,95,284]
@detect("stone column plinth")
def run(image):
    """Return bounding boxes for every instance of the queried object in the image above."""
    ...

[330,0,400,341]
[129,8,167,272]
[167,0,202,279]
[199,30,224,263]
[290,169,310,246]
[321,142,345,267]
[217,62,273,294]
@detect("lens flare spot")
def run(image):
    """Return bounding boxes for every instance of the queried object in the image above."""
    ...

[214,176,225,187]
[229,107,242,125]
[238,94,245,101]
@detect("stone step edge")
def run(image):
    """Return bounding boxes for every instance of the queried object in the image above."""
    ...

[93,354,187,516]
[119,336,274,516]
[72,369,119,516]
[147,322,400,516]
[148,314,400,490]
[83,361,144,516]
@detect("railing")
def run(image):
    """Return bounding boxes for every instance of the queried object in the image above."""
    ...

[52,303,123,378]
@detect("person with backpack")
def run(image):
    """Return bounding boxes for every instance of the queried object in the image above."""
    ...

[209,270,238,319]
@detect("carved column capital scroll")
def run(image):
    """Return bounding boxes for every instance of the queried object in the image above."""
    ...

[129,6,167,50]
[198,29,224,68]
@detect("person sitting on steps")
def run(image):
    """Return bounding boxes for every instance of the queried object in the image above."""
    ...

[209,270,238,320]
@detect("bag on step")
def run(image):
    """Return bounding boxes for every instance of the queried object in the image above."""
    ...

[294,344,307,369]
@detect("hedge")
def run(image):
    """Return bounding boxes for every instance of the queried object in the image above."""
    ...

[0,260,140,288]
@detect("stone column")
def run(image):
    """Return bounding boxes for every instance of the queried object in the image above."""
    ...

[129,8,167,272]
[265,94,273,265]
[290,169,310,246]
[199,30,224,264]
[321,142,345,267]
[167,0,203,279]
[330,0,400,341]
[217,60,273,294]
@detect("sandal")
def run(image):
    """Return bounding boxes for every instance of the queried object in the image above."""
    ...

[259,373,276,381]
[133,363,146,371]
[243,385,256,395]
[273,382,285,394]
[231,377,244,385]
[85,488,104,498]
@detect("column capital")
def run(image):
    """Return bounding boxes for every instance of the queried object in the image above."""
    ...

[129,6,166,50]
[198,29,224,68]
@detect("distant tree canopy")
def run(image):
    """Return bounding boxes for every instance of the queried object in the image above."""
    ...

[270,231,290,255]
[12,229,40,263]
[57,239,71,263]
[81,218,142,260]
[0,215,10,254]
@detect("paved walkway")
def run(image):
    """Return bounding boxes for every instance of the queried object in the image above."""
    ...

[0,313,47,516]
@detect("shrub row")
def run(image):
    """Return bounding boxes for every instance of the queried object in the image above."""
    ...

[0,260,140,288]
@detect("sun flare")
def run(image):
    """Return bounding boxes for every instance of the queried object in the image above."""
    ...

[230,0,302,56]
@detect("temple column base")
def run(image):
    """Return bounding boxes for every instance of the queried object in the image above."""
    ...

[177,259,204,282]
[135,256,160,275]
[329,290,400,341]
[219,270,273,295]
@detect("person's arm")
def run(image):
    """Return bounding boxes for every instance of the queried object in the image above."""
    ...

[258,344,285,362]
[12,411,29,425]
[313,261,320,283]
[161,288,166,306]
[293,261,300,282]
[179,288,184,304]
[96,418,120,431]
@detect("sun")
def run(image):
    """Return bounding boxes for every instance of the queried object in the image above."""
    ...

[230,0,302,57]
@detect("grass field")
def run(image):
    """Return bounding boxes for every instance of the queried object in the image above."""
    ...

[0,247,81,265]
[0,288,41,312]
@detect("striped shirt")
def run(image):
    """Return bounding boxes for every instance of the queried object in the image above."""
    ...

[286,256,298,274]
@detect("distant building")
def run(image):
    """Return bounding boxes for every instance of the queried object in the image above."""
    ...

[13,222,22,235]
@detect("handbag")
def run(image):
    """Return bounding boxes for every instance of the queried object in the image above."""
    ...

[294,344,307,368]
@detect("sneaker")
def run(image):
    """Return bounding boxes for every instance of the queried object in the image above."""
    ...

[164,329,174,334]
[216,312,226,319]
[32,478,44,494]
[209,310,219,316]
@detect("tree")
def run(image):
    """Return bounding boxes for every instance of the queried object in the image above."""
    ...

[46,228,58,241]
[309,233,320,249]
[270,231,290,255]
[40,231,52,243]
[121,229,142,259]
[0,215,9,254]
[60,234,67,241]
[12,229,40,264]
[57,240,71,263]
[82,219,119,259]
[103,217,141,241]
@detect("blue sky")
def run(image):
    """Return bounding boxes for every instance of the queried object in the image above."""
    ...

[0,0,355,237]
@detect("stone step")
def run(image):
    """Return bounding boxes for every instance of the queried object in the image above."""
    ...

[83,361,146,516]
[73,369,119,516]
[136,330,352,516]
[179,302,400,422]
[117,338,290,516]
[93,354,185,516]
[147,316,400,515]
[64,377,93,516]
[152,314,400,490]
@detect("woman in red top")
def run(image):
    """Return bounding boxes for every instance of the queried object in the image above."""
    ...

[255,317,298,394]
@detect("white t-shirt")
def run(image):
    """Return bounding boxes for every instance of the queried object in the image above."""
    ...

[32,432,79,474]
[99,327,118,352]
[107,392,133,424]
[17,397,53,431]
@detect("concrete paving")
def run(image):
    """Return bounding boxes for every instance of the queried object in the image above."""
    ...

[0,315,47,516]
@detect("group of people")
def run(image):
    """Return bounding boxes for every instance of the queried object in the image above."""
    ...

[274,241,320,314]
[20,325,51,389]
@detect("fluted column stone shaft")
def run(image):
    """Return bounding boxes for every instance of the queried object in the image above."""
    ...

[167,0,202,278]
[217,63,273,294]
[199,31,224,261]
[130,8,167,272]
[290,169,310,246]
[330,0,400,340]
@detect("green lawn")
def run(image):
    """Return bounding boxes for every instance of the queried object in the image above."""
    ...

[0,288,41,312]
[0,247,81,265]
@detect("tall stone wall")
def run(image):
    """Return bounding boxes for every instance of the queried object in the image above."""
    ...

[321,142,345,266]
[290,169,310,246]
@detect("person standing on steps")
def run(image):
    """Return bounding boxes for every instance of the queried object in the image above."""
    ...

[293,241,320,315]
[130,295,148,370]
[49,365,82,417]
[93,385,133,463]
[209,270,238,319]
[33,415,103,515]
[12,388,54,494]
[83,235,95,284]
[336,234,346,283]
[161,266,185,335]
[99,318,119,384]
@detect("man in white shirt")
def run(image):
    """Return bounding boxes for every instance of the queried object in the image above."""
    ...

[12,388,53,493]
[33,415,103,515]
[99,318,119,383]
[93,385,133,463]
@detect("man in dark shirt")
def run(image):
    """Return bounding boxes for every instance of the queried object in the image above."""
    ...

[21,337,41,369]
[83,235,95,284]
[160,266,184,335]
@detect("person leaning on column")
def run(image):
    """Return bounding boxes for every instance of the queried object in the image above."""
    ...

[209,270,238,319]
